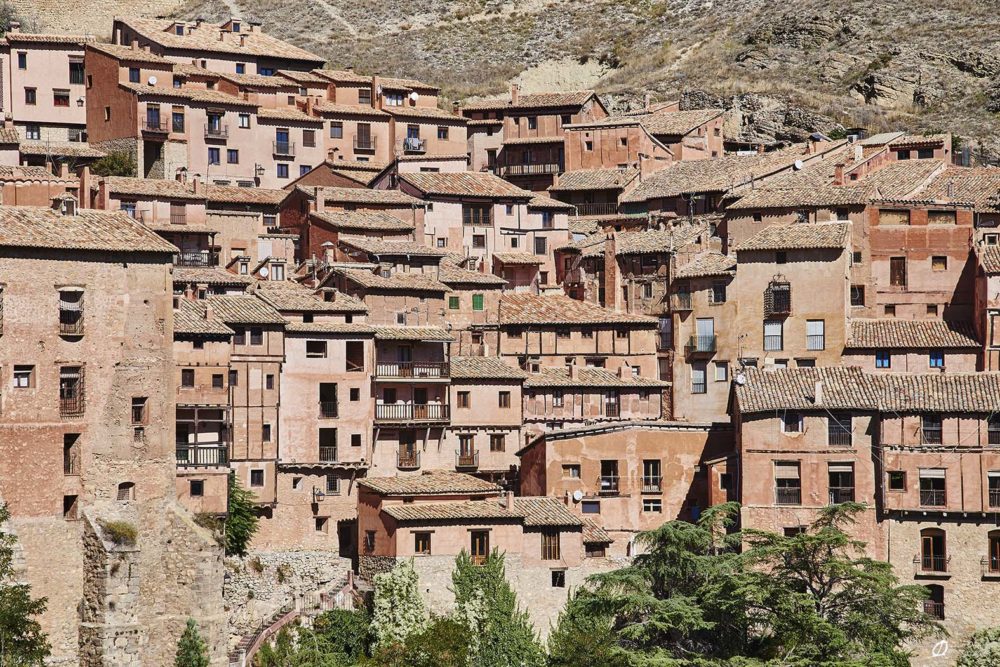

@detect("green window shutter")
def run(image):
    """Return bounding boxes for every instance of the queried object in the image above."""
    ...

[449,296,460,310]
[472,294,484,311]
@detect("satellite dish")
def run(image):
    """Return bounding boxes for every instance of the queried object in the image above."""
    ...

[793,160,804,171]
[572,490,584,503]
[259,267,270,278]
[734,373,747,386]
[409,91,419,102]
[148,75,157,86]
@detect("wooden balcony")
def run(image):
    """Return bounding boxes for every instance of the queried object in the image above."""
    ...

[375,403,450,424]
[502,163,562,177]
[685,335,716,356]
[573,202,619,216]
[775,487,801,505]
[175,444,228,467]
[205,125,229,140]
[354,136,376,151]
[374,361,449,380]
[142,119,168,136]
[318,401,338,418]
[764,279,791,317]
[319,446,338,463]
[397,451,420,470]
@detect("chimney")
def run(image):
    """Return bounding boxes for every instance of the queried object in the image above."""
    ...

[452,101,460,116]
[175,167,187,184]
[79,166,91,209]
[239,34,246,47]
[59,162,69,179]
[814,380,823,405]
[510,83,520,106]
[192,177,203,195]
[97,175,108,210]
[505,490,514,510]
[2,114,12,130]
[854,144,863,162]
[314,186,324,213]
[757,144,765,155]
[219,30,226,41]
[184,286,194,300]
[833,163,845,186]
[569,364,579,380]
[8,21,20,33]
[204,304,214,320]
[603,232,618,310]
[644,92,651,110]
[617,363,628,379]
[130,39,139,50]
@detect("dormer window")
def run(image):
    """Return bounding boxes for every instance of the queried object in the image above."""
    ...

[174,24,185,36]
[231,21,241,32]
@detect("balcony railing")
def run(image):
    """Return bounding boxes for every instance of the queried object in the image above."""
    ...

[502,163,562,176]
[828,487,855,504]
[657,333,673,351]
[920,489,946,507]
[375,403,450,423]
[982,556,1000,577]
[598,475,620,495]
[402,137,426,153]
[354,136,376,151]
[456,450,479,468]
[175,251,218,267]
[397,451,420,469]
[828,429,852,446]
[923,600,945,620]
[175,444,228,467]
[142,119,168,133]
[59,319,84,336]
[604,403,620,418]
[273,141,296,156]
[205,125,228,139]
[775,487,801,505]
[990,488,1000,508]
[374,361,450,379]
[685,335,716,354]
[916,553,949,574]
[319,446,337,463]
[764,281,791,317]
[319,402,338,418]
[573,202,619,216]
[60,392,84,417]
[642,476,662,493]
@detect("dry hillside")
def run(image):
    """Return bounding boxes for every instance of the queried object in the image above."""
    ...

[14,0,1000,157]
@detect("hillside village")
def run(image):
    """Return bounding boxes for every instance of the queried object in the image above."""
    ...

[2,12,1000,666]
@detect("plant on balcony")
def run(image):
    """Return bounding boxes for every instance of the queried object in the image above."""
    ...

[371,559,426,650]
[100,520,138,547]
[174,618,209,667]
[452,550,544,667]
[225,472,259,558]
[0,503,50,665]
[957,626,1000,666]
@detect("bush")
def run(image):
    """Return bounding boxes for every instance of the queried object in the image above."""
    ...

[90,150,136,178]
[958,627,1000,666]
[226,472,259,557]
[174,618,209,667]
[100,520,137,547]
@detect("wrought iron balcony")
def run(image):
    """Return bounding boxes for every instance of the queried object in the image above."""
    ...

[354,136,376,151]
[142,119,168,134]
[319,446,338,463]
[920,488,946,507]
[764,278,791,317]
[914,553,949,574]
[273,141,296,156]
[775,487,801,505]
[923,600,945,619]
[319,401,338,418]
[397,451,420,470]
[455,449,479,469]
[598,475,620,496]
[685,335,716,355]
[205,125,229,140]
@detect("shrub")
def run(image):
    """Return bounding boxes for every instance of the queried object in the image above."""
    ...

[226,472,259,557]
[90,150,136,177]
[174,618,209,667]
[100,520,137,547]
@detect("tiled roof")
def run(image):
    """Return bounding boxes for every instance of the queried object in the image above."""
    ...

[378,76,440,92]
[891,133,950,148]
[372,326,453,341]
[735,366,1000,414]
[384,106,465,122]
[220,72,295,89]
[173,266,253,286]
[340,237,446,257]
[204,295,285,325]
[0,206,177,253]
[19,141,106,159]
[302,186,419,206]
[102,176,204,200]
[549,168,638,192]
[256,107,322,123]
[359,470,500,495]
[310,210,414,232]
[116,18,324,63]
[502,136,564,145]
[450,356,528,380]
[735,222,849,252]
[0,126,18,145]
[859,132,906,146]
[0,166,74,182]
[569,218,600,235]
[312,68,372,84]
[119,82,253,106]
[255,281,367,313]
[979,245,1000,274]
[462,91,595,112]
[500,293,657,326]
[173,299,234,336]
[674,252,737,279]
[283,321,375,334]
[203,184,287,206]
[437,260,507,286]
[615,226,706,256]
[313,102,388,117]
[513,497,583,527]
[726,185,873,210]
[914,167,1000,212]
[336,268,451,293]
[528,194,574,211]
[381,500,519,523]
[582,518,613,544]
[524,366,668,388]
[401,172,531,199]
[276,69,330,85]
[846,319,979,349]
[493,252,544,265]
[639,109,724,135]
[3,32,94,45]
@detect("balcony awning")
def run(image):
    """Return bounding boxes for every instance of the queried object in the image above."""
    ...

[774,463,800,479]
[828,463,853,473]
[919,468,946,479]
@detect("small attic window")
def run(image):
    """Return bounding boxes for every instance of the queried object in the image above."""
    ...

[174,24,184,35]
[231,21,241,32]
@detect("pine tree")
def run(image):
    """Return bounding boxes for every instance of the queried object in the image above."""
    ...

[174,618,209,667]
[0,503,49,666]
[225,472,259,558]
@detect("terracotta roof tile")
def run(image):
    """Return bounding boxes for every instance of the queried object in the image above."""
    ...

[674,252,737,279]
[4,32,94,45]
[549,168,638,192]
[283,321,374,334]
[256,107,322,123]
[528,194,575,211]
[381,500,518,522]
[313,102,388,117]
[276,69,330,85]
[462,91,595,112]
[493,252,544,265]
[914,167,1000,212]
[336,267,451,293]
[727,185,873,209]
[0,205,177,253]
[359,470,500,495]
[219,71,295,89]
[0,126,18,145]
[524,366,668,388]
[255,281,367,313]
[302,186,419,206]
[0,166,75,183]
[204,184,287,206]
[384,106,464,122]
[19,141,105,159]
[500,293,656,326]
[310,210,414,232]
[204,294,285,325]
[102,176,203,200]
[615,226,706,256]
[735,222,849,252]
[583,518,613,543]
[372,326,453,341]
[119,81,254,106]
[173,299,234,336]
[450,356,528,380]
[502,136,564,145]
[437,260,507,286]
[513,497,583,527]
[569,218,600,235]
[312,69,372,84]
[340,237,446,257]
[378,76,440,92]
[401,172,531,199]
[979,245,1000,274]
[173,266,253,286]
[846,319,979,349]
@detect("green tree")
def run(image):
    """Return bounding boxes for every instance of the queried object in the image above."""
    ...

[546,591,618,667]
[90,150,137,178]
[371,560,425,649]
[452,550,544,667]
[174,618,209,667]
[226,472,259,558]
[957,626,1000,666]
[367,617,471,667]
[311,608,371,663]
[0,504,49,666]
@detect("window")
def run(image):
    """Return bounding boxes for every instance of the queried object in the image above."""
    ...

[922,415,943,445]
[920,528,947,572]
[534,236,547,255]
[358,88,372,106]
[128,67,141,83]
[875,350,891,369]
[890,257,906,287]
[929,350,944,368]
[24,87,35,105]
[498,391,511,408]
[448,296,460,310]
[190,480,204,497]
[104,107,111,121]
[324,473,341,495]
[16,52,26,69]
[63,495,78,520]
[561,464,581,479]
[806,319,825,351]
[181,369,194,387]
[990,416,1000,446]
[208,147,220,165]
[643,460,661,492]
[53,90,70,107]
[12,365,32,388]
[642,498,662,512]
[828,463,854,504]
[59,366,83,416]
[932,256,947,271]
[551,570,566,587]
[472,293,484,311]
[250,328,263,345]
[117,482,135,501]
[919,469,946,506]
[775,462,801,505]
[329,121,343,139]
[710,281,726,304]
[490,433,505,452]
[850,285,865,307]
[928,210,956,225]
[887,471,906,492]
[64,434,79,475]
[239,113,250,129]
[364,530,376,552]
[59,289,84,335]
[351,434,362,448]
[581,500,600,514]
[227,149,239,164]
[714,361,728,382]
[266,374,275,390]
[314,517,329,533]
[437,126,449,140]
[302,129,316,148]
[775,251,787,264]
[763,320,783,351]
[306,340,327,358]
[414,532,431,555]
[691,363,707,394]
[988,473,1000,508]
[228,370,238,387]
[463,203,491,226]
[250,470,264,487]
[131,397,147,425]
[782,412,803,434]
[262,424,272,442]
[927,304,938,317]
[536,529,561,560]
[277,163,289,179]
[828,412,852,446]
[172,111,185,132]
[23,123,39,140]
[457,391,470,408]
[527,116,537,130]
[470,530,489,565]
[346,341,364,372]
